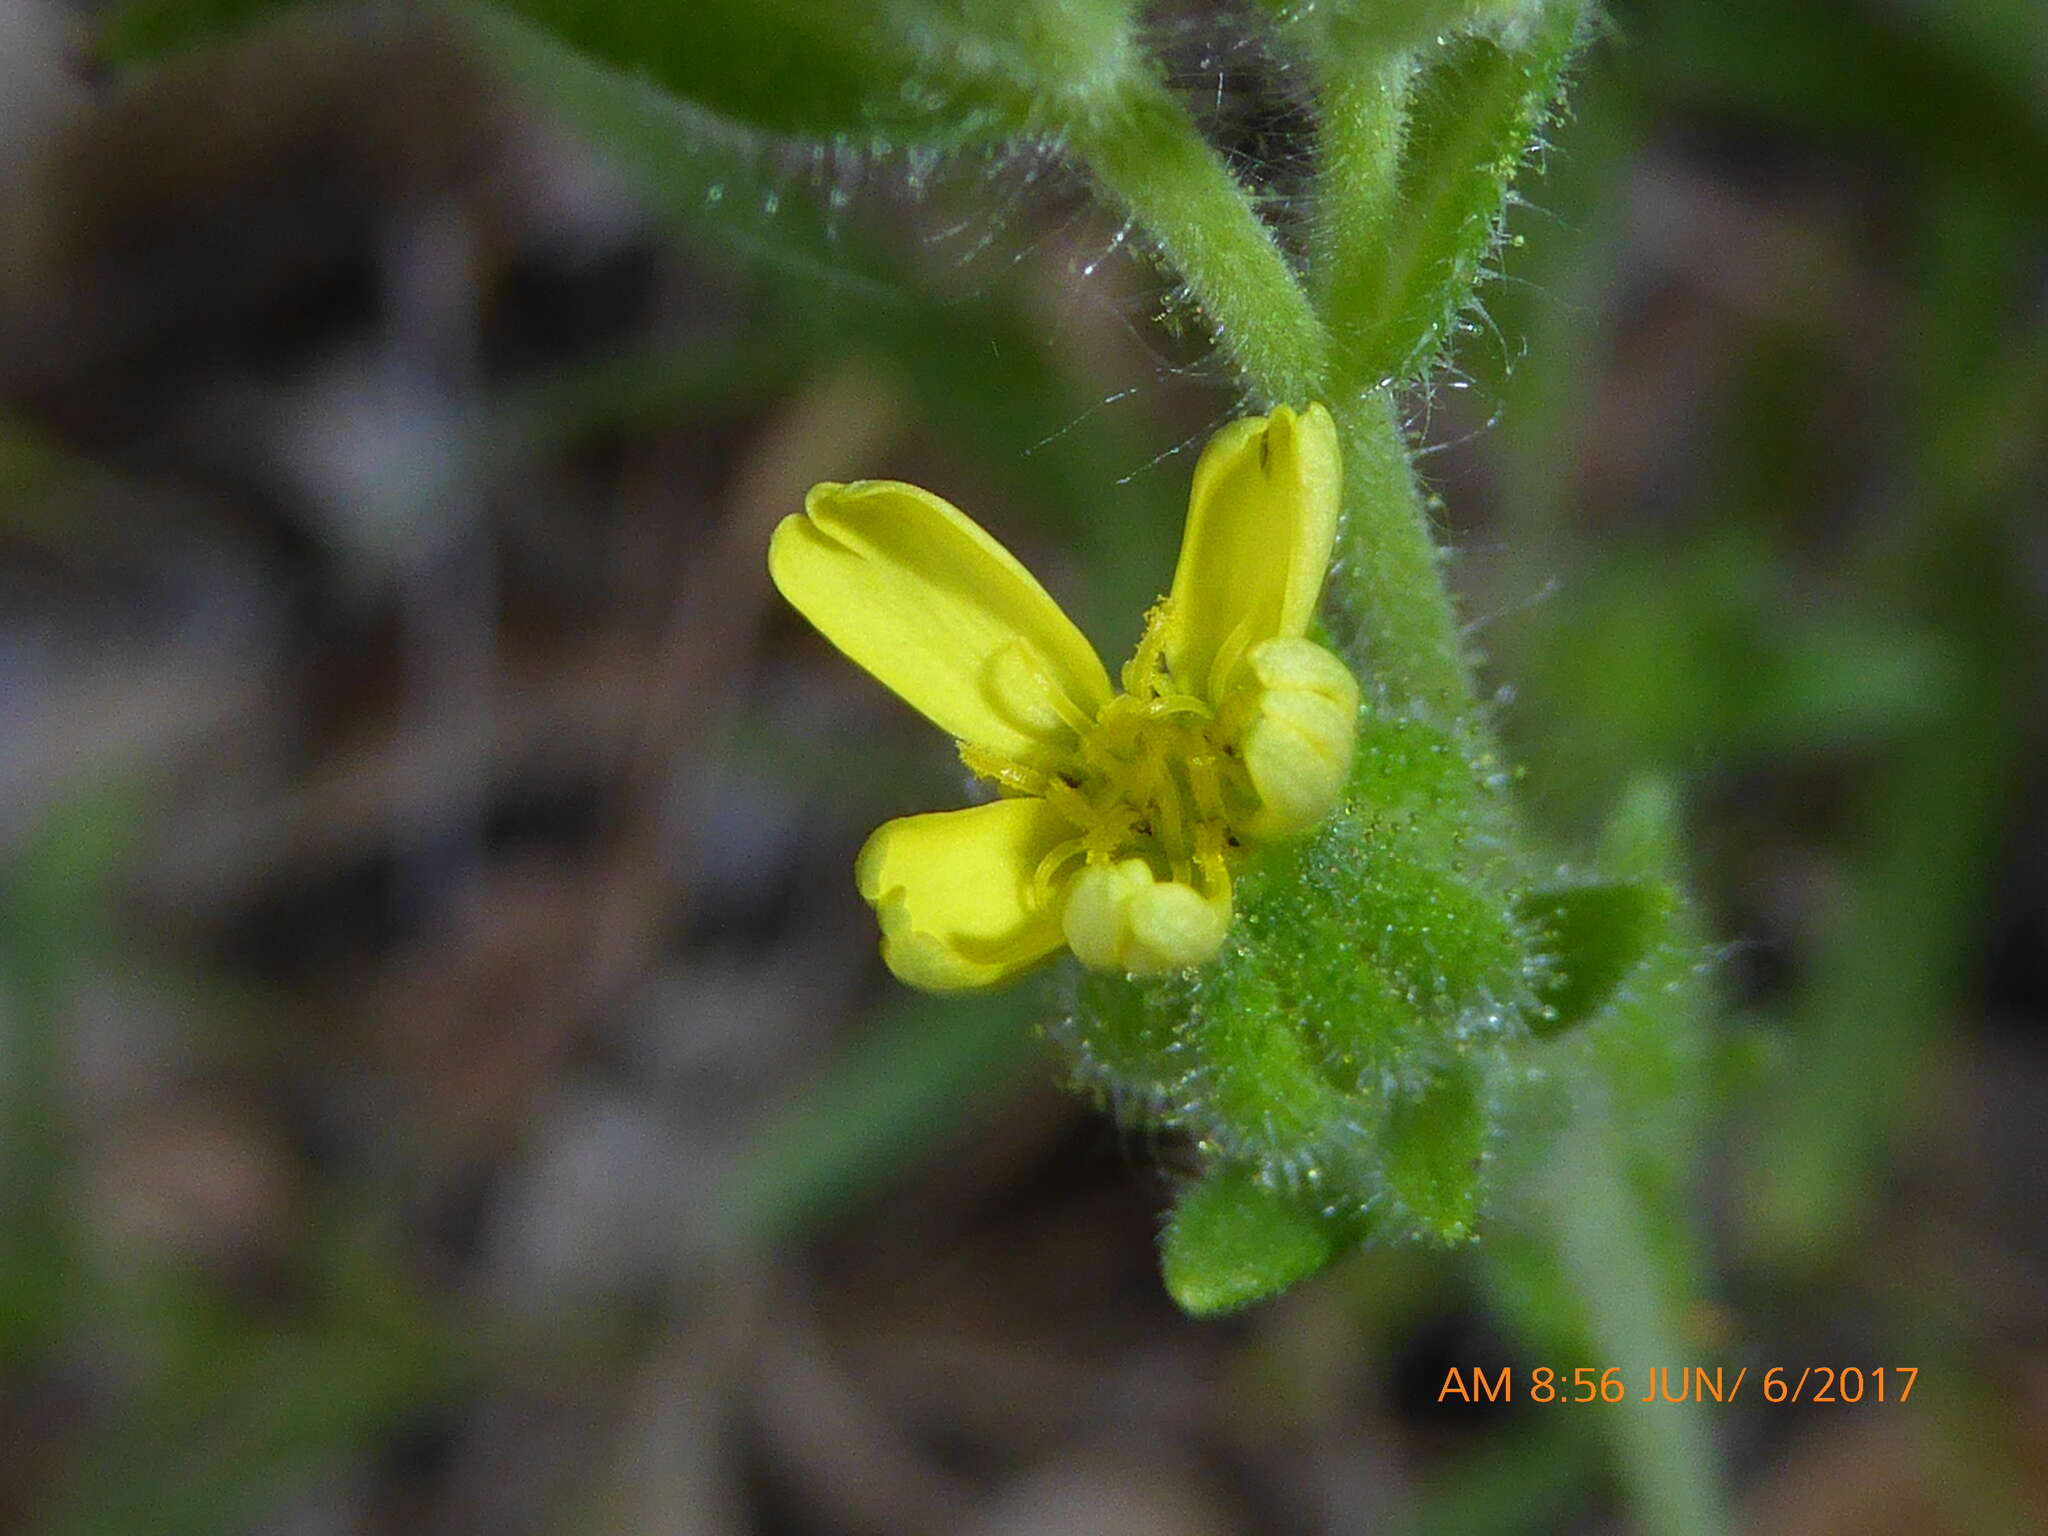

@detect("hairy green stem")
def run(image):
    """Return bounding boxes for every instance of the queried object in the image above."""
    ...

[1076,76,1484,720]
[1072,78,1329,405]
[1326,390,1478,717]
[1297,19,1489,722]
[1076,10,1586,722]
[1308,32,1414,335]
[1552,1117,1729,1536]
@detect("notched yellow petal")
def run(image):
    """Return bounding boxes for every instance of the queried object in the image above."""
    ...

[1162,403,1342,701]
[1062,859,1231,976]
[856,799,1071,992]
[770,481,1112,764]
[1234,637,1359,840]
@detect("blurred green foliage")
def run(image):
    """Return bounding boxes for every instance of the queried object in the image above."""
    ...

[1,785,144,1365]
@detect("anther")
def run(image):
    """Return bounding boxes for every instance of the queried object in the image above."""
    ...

[959,743,1049,796]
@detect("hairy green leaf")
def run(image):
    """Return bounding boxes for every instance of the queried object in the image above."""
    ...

[1320,1,1583,391]
[1382,1056,1486,1238]
[1160,1162,1359,1316]
[467,5,904,299]
[103,0,1144,146]
[482,0,1026,145]
[1520,880,1676,1037]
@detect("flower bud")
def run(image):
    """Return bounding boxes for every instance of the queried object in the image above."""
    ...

[1062,858,1230,975]
[1235,636,1359,838]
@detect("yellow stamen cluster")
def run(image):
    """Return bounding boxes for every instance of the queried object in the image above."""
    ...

[963,604,1247,923]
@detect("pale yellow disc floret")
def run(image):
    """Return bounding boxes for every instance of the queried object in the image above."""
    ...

[1234,636,1361,839]
[1062,859,1230,976]
[972,609,1355,979]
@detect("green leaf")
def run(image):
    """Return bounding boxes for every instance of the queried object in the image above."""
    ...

[1537,1112,1728,1536]
[465,4,905,301]
[479,0,1150,146]
[1,782,147,1366]
[100,0,1142,146]
[1321,2,1583,390]
[1519,880,1676,1038]
[1160,1162,1361,1317]
[480,0,1027,146]
[1382,1057,1486,1238]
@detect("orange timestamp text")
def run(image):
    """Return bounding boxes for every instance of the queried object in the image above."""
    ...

[1437,1365,1918,1405]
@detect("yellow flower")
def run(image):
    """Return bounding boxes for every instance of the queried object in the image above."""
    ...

[769,404,1358,992]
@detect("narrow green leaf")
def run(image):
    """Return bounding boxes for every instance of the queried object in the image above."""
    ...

[1,783,146,1366]
[1544,1114,1728,1536]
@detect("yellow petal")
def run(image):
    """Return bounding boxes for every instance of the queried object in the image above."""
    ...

[1160,404,1342,701]
[1235,637,1359,840]
[1061,859,1231,976]
[771,481,1112,762]
[855,798,1072,992]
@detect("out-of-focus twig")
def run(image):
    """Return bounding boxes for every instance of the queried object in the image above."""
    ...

[582,364,901,1005]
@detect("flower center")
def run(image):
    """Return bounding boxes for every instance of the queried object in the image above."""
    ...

[960,604,1261,909]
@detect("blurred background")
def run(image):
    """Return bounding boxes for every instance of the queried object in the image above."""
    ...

[1,1,2044,1532]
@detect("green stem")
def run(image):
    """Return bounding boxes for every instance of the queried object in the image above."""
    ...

[1308,32,1414,331]
[1551,1115,1729,1536]
[1072,78,1329,405]
[1325,390,1479,718]
[1298,21,1485,721]
[1306,38,1486,719]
